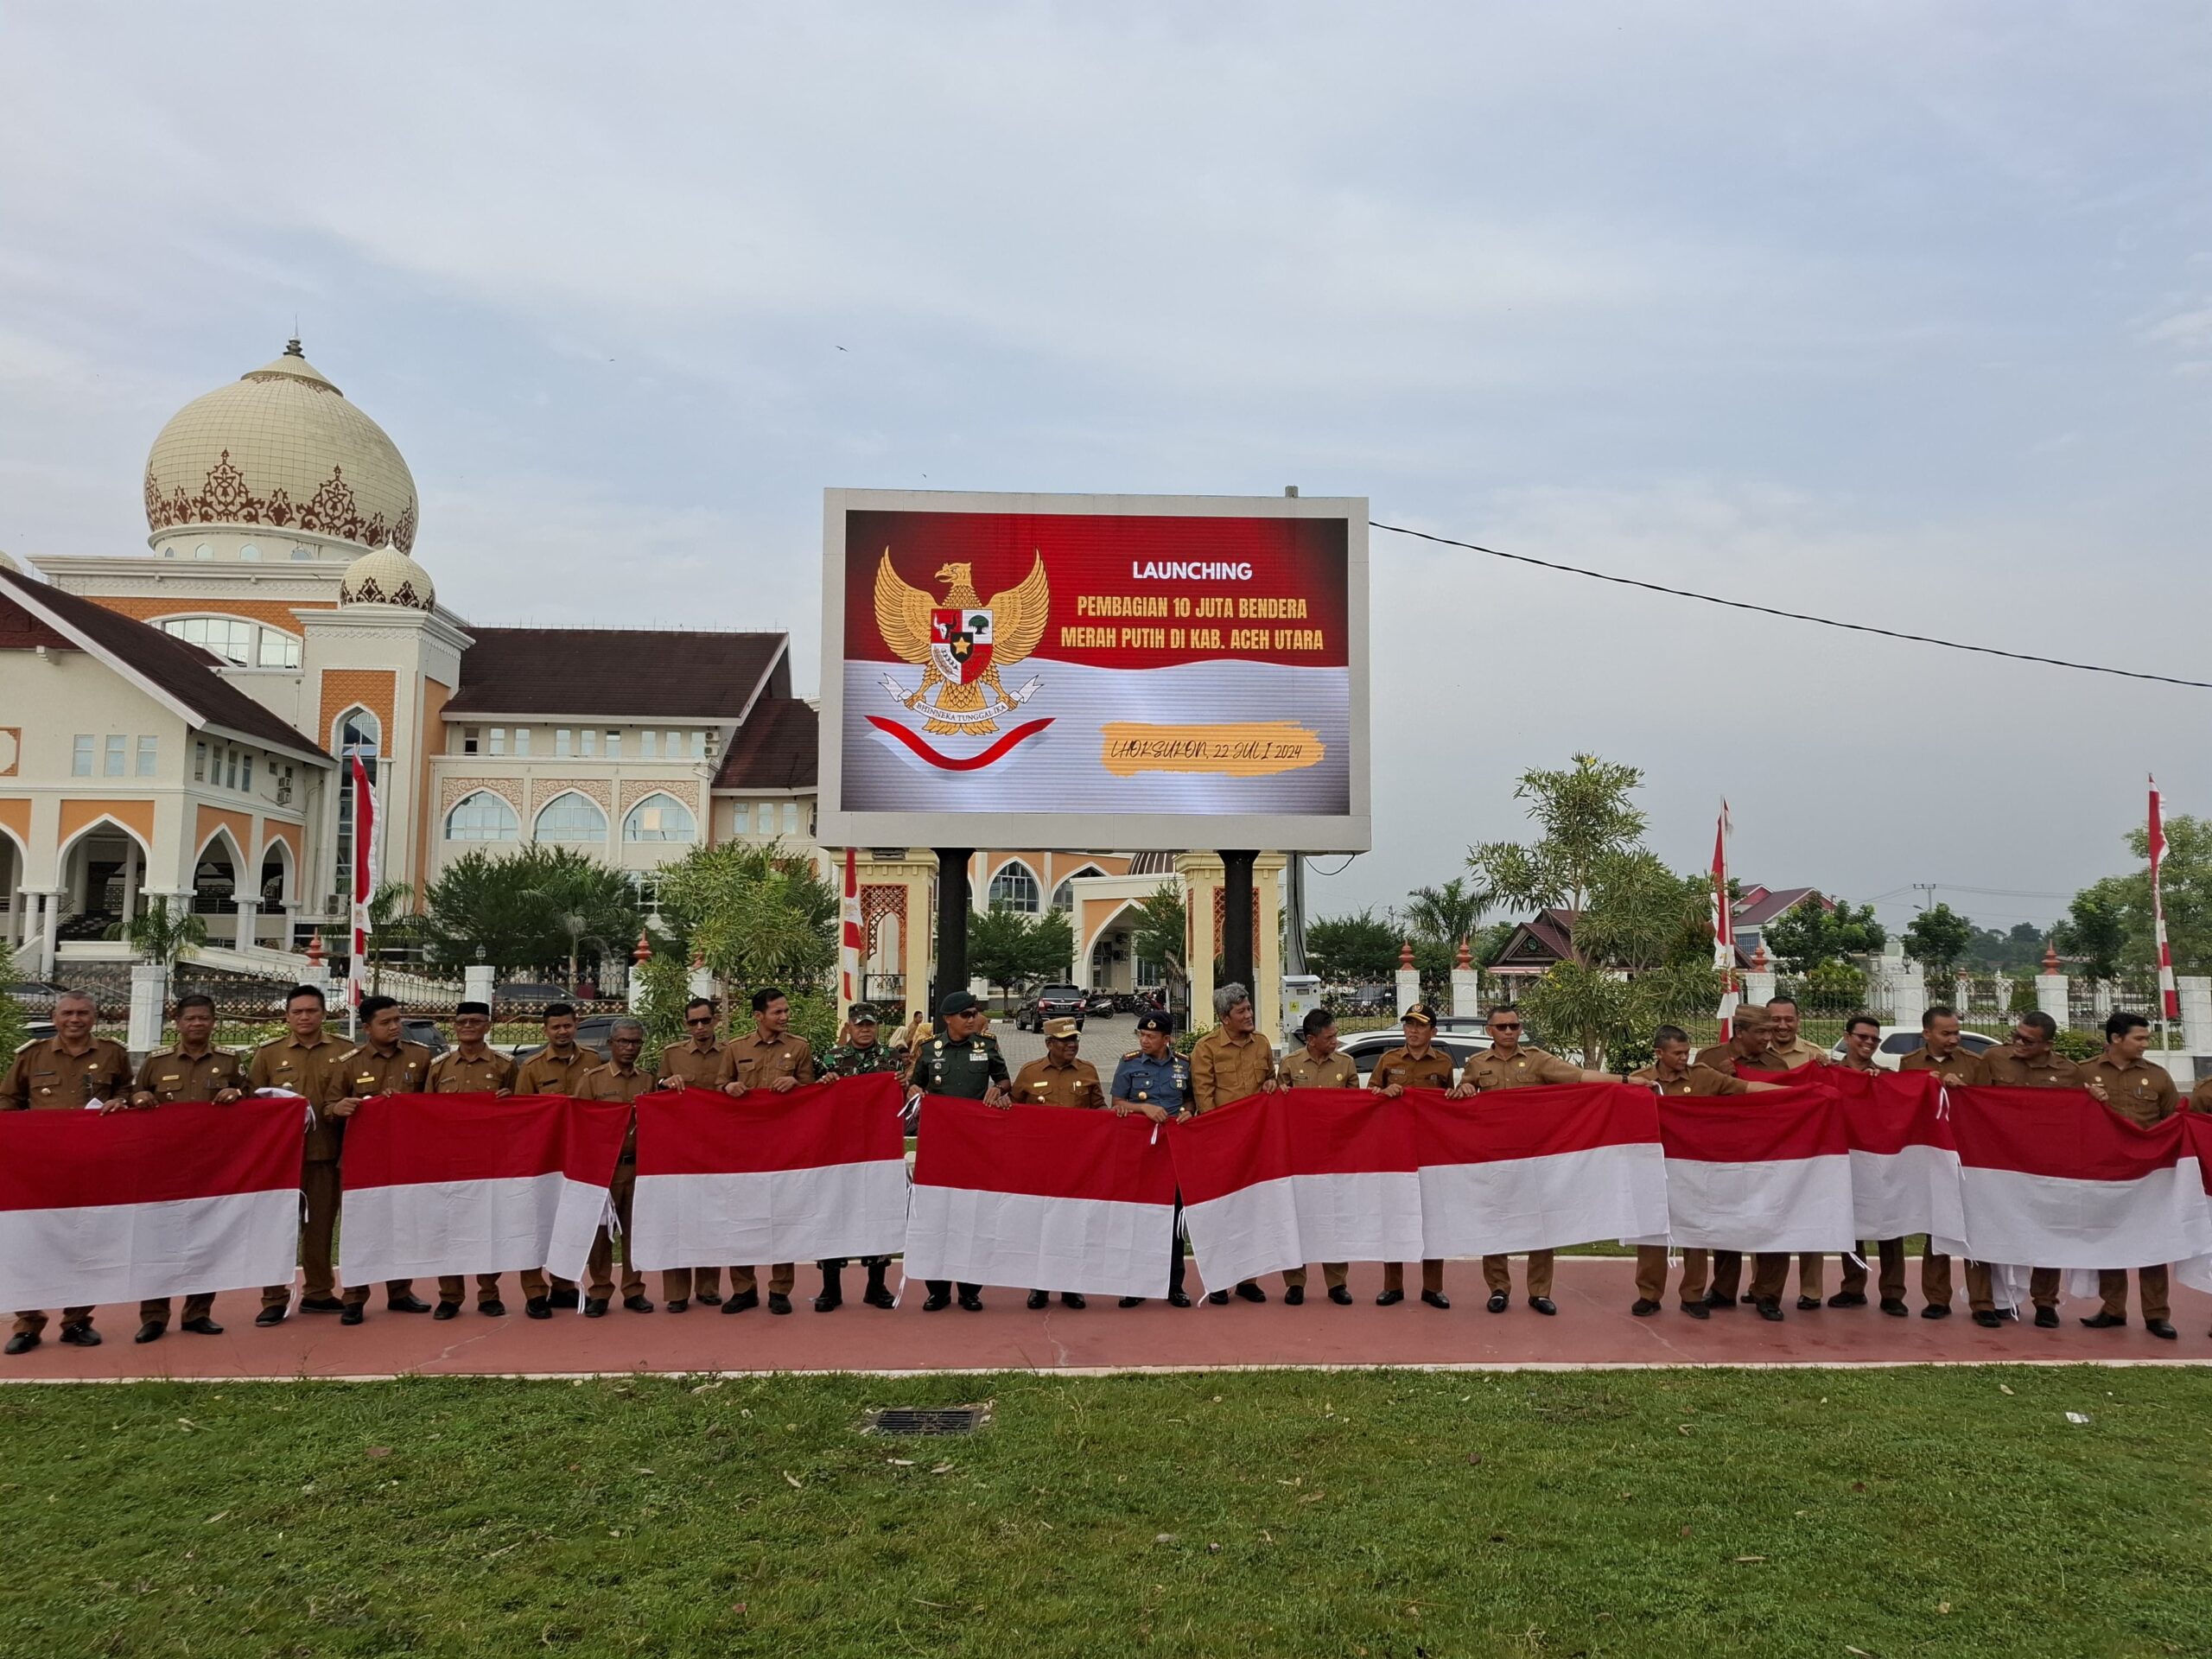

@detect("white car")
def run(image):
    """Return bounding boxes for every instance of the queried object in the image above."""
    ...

[1333,1027,1492,1083]
[1825,1025,2003,1072]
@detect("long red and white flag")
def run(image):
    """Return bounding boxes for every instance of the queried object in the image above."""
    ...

[1171,1090,1423,1288]
[1658,1083,1857,1252]
[348,749,377,1026]
[2151,777,2180,1021]
[628,1076,910,1269]
[336,1094,631,1287]
[1414,1084,1670,1256]
[0,1098,304,1311]
[840,848,863,1011]
[1820,1065,1967,1243]
[1712,800,1737,1040]
[906,1095,1179,1298]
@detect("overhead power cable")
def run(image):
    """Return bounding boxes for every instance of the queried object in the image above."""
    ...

[1369,520,2212,691]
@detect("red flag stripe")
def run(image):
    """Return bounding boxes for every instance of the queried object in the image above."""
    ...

[633,1077,906,1177]
[914,1094,1179,1205]
[335,1094,633,1189]
[0,1097,304,1212]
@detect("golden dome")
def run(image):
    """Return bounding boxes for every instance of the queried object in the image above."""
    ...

[143,340,418,555]
[340,545,435,611]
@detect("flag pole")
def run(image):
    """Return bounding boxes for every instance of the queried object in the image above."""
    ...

[1713,799,1737,1042]
[2151,776,2179,1048]
[840,848,863,1024]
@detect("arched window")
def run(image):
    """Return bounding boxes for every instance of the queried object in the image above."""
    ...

[535,791,607,843]
[988,863,1040,913]
[1052,866,1104,911]
[158,613,301,670]
[447,791,519,842]
[623,793,696,842]
[333,706,383,899]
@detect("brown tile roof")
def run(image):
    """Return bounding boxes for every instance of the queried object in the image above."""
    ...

[444,628,786,720]
[1733,886,1827,929]
[0,568,331,760]
[713,697,817,791]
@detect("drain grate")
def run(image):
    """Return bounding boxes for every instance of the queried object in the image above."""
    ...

[868,1406,989,1436]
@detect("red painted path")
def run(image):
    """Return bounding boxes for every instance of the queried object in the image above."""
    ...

[10,1258,2211,1380]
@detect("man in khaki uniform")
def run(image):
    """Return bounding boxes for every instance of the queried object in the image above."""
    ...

[323,995,435,1325]
[656,996,731,1310]
[1764,996,1841,1310]
[249,983,353,1325]
[1370,1004,1459,1306]
[1975,1011,2083,1329]
[3,989,130,1353]
[1275,1007,1358,1304]
[1895,1005,1987,1319]
[1014,1018,1103,1310]
[1630,1026,1783,1316]
[578,1018,654,1317]
[717,986,815,1314]
[1693,1003,1791,1310]
[512,1002,603,1313]
[2079,1010,2180,1339]
[423,1001,517,1318]
[1450,1004,1611,1315]
[127,993,246,1343]
[1827,1014,1900,1310]
[1187,982,1278,1304]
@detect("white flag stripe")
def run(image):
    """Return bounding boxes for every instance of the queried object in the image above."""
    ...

[340,1172,593,1286]
[903,1185,1172,1299]
[629,1161,909,1270]
[1955,1161,2212,1270]
[1848,1145,1967,1242]
[1419,1143,1669,1259]
[0,1189,296,1311]
[1663,1154,1857,1252]
[1182,1171,1424,1289]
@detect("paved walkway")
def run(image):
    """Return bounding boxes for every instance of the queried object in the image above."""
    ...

[9,1258,2208,1381]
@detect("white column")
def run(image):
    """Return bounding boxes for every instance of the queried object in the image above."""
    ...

[127,963,168,1058]
[1450,963,1481,1020]
[233,897,260,953]
[1395,964,1421,1017]
[2179,976,2212,1058]
[2037,972,2069,1026]
[689,959,715,1002]
[463,963,496,1006]
[1744,968,1778,1006]
[1893,958,1927,1033]
[34,891,57,982]
[121,852,140,920]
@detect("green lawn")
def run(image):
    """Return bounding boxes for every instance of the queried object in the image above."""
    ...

[3,1368,2208,1657]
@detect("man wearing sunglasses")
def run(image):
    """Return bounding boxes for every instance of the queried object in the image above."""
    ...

[654,997,731,1311]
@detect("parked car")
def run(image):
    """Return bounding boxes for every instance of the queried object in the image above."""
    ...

[4,980,68,1014]
[1825,1026,2002,1072]
[493,981,575,1014]
[400,1016,450,1058]
[512,1012,623,1064]
[1012,985,1088,1032]
[1335,1027,1491,1082]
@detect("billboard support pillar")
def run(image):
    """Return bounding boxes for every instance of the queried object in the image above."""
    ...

[1220,849,1256,996]
[932,848,973,1013]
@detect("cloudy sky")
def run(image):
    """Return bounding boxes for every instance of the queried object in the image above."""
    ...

[3,4,2206,932]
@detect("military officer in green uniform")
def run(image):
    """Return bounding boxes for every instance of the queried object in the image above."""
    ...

[906,990,1010,1311]
[815,1003,903,1313]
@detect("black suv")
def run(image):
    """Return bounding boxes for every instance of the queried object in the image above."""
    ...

[1013,985,1087,1032]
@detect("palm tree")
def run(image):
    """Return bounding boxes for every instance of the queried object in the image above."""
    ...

[1401,877,1491,957]
[362,880,416,995]
[111,893,208,969]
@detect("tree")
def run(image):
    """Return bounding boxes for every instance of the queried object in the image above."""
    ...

[112,893,207,969]
[652,842,837,996]
[0,944,27,1058]
[1128,884,1189,1007]
[1468,754,1648,967]
[1305,910,1402,983]
[524,862,639,991]
[1400,878,1491,955]
[2056,888,2128,982]
[1516,852,1720,1066]
[423,848,642,982]
[2055,813,2212,978]
[1762,895,1885,969]
[969,903,1071,1001]
[363,880,418,994]
[1902,902,1974,981]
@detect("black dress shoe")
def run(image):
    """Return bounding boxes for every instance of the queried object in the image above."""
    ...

[58,1324,100,1347]
[299,1296,346,1313]
[624,1295,654,1314]
[340,1306,365,1326]
[480,1299,506,1317]
[812,1290,842,1312]
[1486,1292,1509,1313]
[2081,1311,2127,1329]
[1740,1292,1759,1305]
[1027,1289,1050,1310]
[1376,1288,1404,1306]
[583,1299,608,1318]
[135,1321,166,1344]
[862,1284,896,1309]
[525,1297,551,1319]
[1921,1304,1952,1319]
[3,1332,36,1355]
[768,1292,793,1315]
[1827,1292,1868,1308]
[1168,1290,1192,1307]
[2034,1306,2060,1328]
[1422,1290,1452,1310]
[1630,1299,1661,1317]
[432,1302,460,1321]
[255,1306,288,1326]
[957,1291,983,1312]
[1680,1300,1710,1319]
[1062,1293,1086,1310]
[696,1292,724,1307]
[1879,1299,1909,1317]
[1972,1309,2004,1328]
[665,1298,690,1313]
[724,1289,760,1314]
[388,1294,432,1314]
[2146,1319,2178,1340]
[181,1317,223,1336]
[1328,1286,1353,1305]
[549,1287,581,1311]
[1529,1296,1557,1316]
[1796,1296,1822,1312]
[1120,1296,1146,1308]
[923,1290,951,1312]
[1756,1301,1784,1322]
[1208,1289,1231,1305]
[1700,1294,1734,1312]
[1234,1281,1267,1303]
[1283,1285,1304,1306]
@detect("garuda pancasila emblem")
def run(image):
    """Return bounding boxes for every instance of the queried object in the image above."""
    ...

[872,551,1049,735]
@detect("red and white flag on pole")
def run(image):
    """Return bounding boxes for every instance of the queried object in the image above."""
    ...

[2151,776,2180,1021]
[1658,1083,1857,1252]
[1414,1084,1670,1257]
[1711,799,1737,1041]
[348,749,378,1030]
[628,1076,910,1270]
[0,1098,305,1311]
[335,1094,632,1287]
[906,1095,1179,1299]
[1171,1090,1423,1289]
[840,848,863,1011]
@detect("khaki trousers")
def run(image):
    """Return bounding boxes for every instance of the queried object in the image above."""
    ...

[1382,1260,1446,1294]
[1796,1249,1874,1299]
[1281,1264,1348,1290]
[732,1263,797,1297]
[586,1164,645,1301]
[13,1307,95,1337]
[1704,1250,1789,1304]
[1921,1250,1955,1307]
[1960,1261,2063,1314]
[2099,1266,2170,1322]
[139,1293,214,1325]
[264,1157,341,1310]
[660,1266,727,1303]
[436,1274,505,1305]
[1634,1246,1708,1306]
[1482,1251,1553,1297]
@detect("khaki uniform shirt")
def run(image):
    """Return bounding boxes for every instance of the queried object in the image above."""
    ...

[512,1045,603,1097]
[135,1045,245,1104]
[716,1030,816,1090]
[1630,1061,1751,1096]
[1981,1050,2084,1090]
[1694,1041,1788,1076]
[425,1047,518,1095]
[1460,1046,1584,1090]
[2080,1055,2178,1128]
[1,1035,133,1111]
[1371,1045,1458,1091]
[2190,1076,2212,1115]
[660,1038,728,1090]
[1276,1048,1359,1090]
[249,1033,353,1158]
[578,1061,652,1162]
[1188,1028,1275,1112]
[1010,1055,1104,1109]
[327,1040,433,1106]
[1834,1051,1882,1074]
[1764,1037,1829,1072]
[1898,1046,1988,1088]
